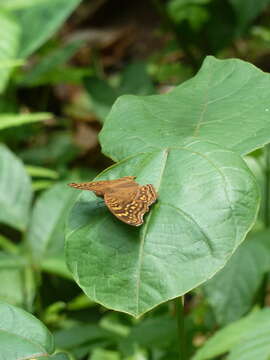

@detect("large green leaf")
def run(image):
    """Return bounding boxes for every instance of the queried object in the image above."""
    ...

[66,57,265,316]
[66,140,259,316]
[0,144,32,231]
[11,0,82,58]
[192,309,270,360]
[0,12,20,93]
[204,229,270,325]
[0,301,54,359]
[100,56,270,161]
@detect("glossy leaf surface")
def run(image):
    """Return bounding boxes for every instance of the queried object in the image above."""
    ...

[66,141,259,316]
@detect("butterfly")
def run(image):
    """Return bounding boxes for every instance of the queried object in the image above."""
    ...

[68,176,157,226]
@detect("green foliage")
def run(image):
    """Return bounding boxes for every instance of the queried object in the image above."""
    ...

[10,0,82,58]
[204,229,270,325]
[0,144,32,230]
[0,301,54,359]
[229,0,270,34]
[0,113,52,130]
[0,11,20,93]
[167,0,211,31]
[193,308,270,360]
[66,141,259,316]
[19,39,87,86]
[84,62,155,122]
[27,182,79,264]
[65,56,269,316]
[1,0,270,359]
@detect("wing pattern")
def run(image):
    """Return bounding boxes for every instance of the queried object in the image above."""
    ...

[105,184,157,226]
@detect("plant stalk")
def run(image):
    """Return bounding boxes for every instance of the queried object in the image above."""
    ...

[175,296,187,360]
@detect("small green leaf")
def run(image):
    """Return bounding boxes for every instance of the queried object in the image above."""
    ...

[0,254,24,306]
[0,12,20,93]
[54,324,114,350]
[84,77,119,122]
[0,112,52,130]
[0,144,32,231]
[91,349,120,360]
[0,301,54,359]
[27,182,79,264]
[84,62,154,122]
[25,165,59,179]
[41,257,72,279]
[229,0,270,33]
[119,62,155,96]
[66,141,259,316]
[11,0,82,58]
[121,315,176,349]
[20,39,84,86]
[204,229,270,325]
[192,309,270,360]
[0,0,49,10]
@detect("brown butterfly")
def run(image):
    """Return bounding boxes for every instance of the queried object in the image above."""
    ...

[68,176,157,226]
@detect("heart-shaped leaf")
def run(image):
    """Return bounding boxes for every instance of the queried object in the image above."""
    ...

[100,56,270,161]
[66,56,266,316]
[66,141,259,316]
[0,301,54,359]
[0,144,32,231]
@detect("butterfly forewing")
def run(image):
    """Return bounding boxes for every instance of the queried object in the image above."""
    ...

[69,176,137,197]
[68,176,157,226]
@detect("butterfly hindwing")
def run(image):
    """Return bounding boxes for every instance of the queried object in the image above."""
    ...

[69,177,157,226]
[104,184,157,226]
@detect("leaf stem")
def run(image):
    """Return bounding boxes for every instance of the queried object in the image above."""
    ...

[175,296,187,360]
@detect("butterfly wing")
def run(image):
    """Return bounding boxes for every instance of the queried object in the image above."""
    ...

[68,176,137,197]
[104,184,157,226]
[68,181,107,196]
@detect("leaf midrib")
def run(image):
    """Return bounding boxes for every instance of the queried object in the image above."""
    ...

[135,149,169,315]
